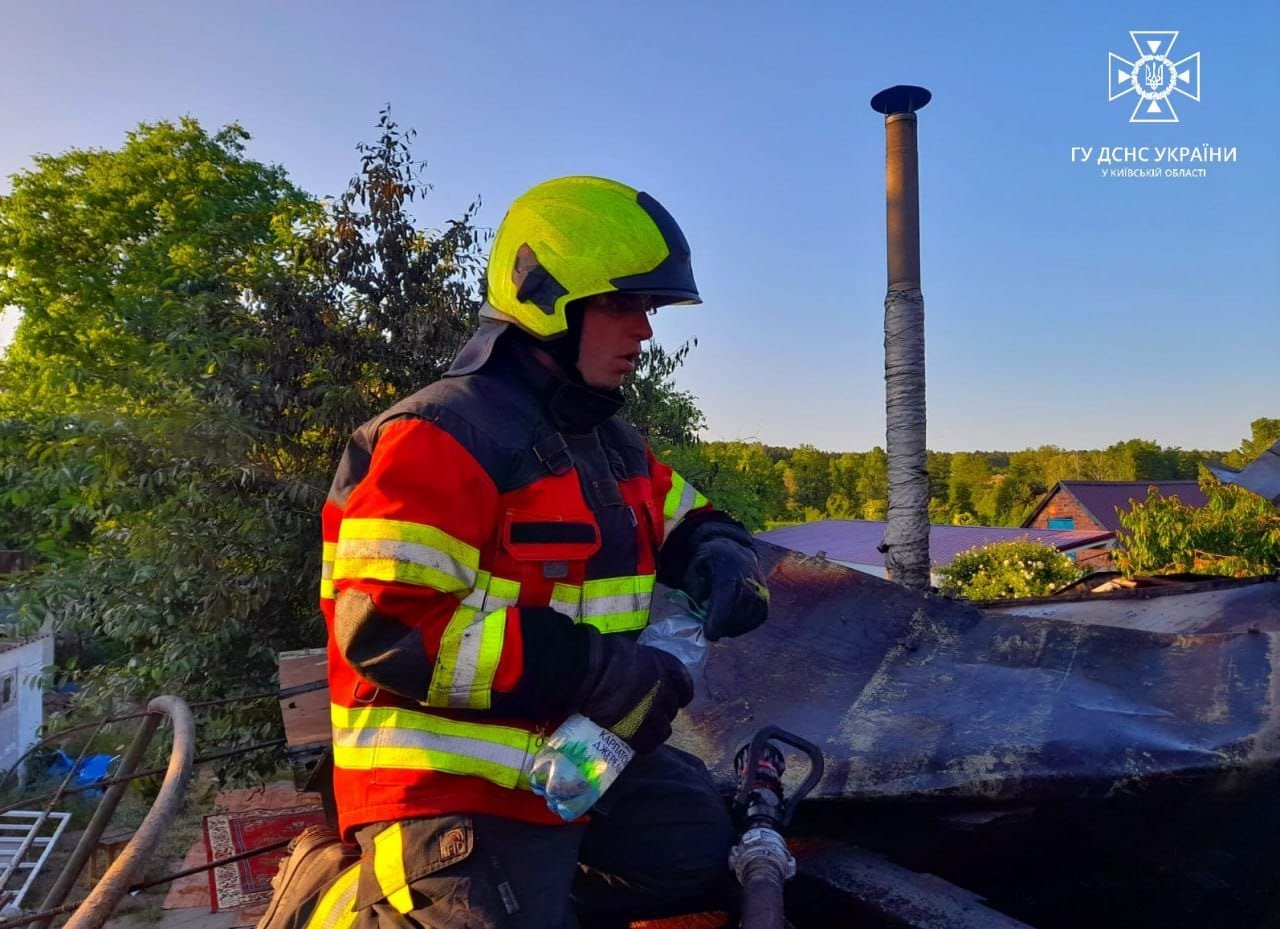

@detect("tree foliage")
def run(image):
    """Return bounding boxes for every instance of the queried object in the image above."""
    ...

[0,110,721,779]
[0,113,485,779]
[1112,475,1280,577]
[325,115,482,396]
[1221,418,1280,470]
[622,339,705,447]
[699,435,1233,532]
[937,540,1083,600]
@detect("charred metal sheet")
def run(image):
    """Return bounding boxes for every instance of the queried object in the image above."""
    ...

[668,542,1280,805]
[789,838,1034,929]
[986,579,1280,635]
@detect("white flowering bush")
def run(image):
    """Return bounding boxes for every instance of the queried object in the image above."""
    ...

[938,539,1083,600]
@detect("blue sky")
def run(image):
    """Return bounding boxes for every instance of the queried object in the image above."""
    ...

[2,0,1276,452]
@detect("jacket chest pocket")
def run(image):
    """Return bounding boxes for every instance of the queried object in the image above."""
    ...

[501,510,601,618]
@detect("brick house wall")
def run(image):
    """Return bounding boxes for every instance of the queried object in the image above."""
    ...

[1028,490,1116,570]
[1026,491,1107,533]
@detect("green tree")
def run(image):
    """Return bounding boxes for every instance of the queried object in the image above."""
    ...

[1222,418,1280,470]
[0,120,322,767]
[622,340,705,447]
[856,447,889,520]
[938,540,1083,600]
[947,453,991,520]
[926,451,951,507]
[783,445,832,515]
[828,453,863,516]
[660,444,768,532]
[323,111,483,398]
[676,441,789,531]
[1105,439,1181,481]
[711,442,789,525]
[1113,475,1280,577]
[994,450,1048,526]
[0,115,485,778]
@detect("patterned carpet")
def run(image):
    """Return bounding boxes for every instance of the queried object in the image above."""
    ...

[202,805,326,912]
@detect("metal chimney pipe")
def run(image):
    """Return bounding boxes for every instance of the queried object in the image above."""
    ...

[871,85,931,591]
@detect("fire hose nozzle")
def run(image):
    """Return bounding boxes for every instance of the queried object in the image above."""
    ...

[729,826,796,884]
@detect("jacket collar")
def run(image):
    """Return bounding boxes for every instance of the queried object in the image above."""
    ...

[446,318,624,433]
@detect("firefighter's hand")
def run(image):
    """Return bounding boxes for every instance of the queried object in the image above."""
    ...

[573,629,693,754]
[682,536,770,641]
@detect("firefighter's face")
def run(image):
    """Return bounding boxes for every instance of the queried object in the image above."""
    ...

[576,294,655,390]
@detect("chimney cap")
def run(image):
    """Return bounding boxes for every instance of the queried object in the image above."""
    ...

[870,85,932,115]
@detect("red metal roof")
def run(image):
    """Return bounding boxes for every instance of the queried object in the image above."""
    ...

[1023,481,1207,532]
[756,520,1113,569]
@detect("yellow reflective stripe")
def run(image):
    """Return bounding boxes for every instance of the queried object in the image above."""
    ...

[461,572,520,611]
[372,823,414,914]
[486,575,521,608]
[321,542,337,601]
[550,583,581,620]
[334,519,479,593]
[583,575,655,602]
[460,570,491,609]
[427,605,506,710]
[331,704,537,789]
[304,862,359,929]
[662,473,709,538]
[579,575,654,633]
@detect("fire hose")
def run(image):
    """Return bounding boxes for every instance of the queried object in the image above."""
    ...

[729,726,824,929]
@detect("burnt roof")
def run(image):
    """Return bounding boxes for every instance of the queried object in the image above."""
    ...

[1209,439,1280,503]
[757,519,1113,569]
[1021,481,1208,532]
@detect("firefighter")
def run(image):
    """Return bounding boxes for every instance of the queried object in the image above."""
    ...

[318,176,769,927]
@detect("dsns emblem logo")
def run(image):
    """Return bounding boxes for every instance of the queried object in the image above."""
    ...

[1108,31,1201,123]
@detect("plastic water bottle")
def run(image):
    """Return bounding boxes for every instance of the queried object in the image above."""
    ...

[530,598,708,820]
[529,713,635,820]
[636,610,708,673]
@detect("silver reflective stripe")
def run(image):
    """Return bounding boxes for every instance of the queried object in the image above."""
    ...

[461,573,519,612]
[484,592,519,610]
[460,570,490,609]
[664,480,701,538]
[582,590,650,617]
[428,607,504,710]
[333,724,535,780]
[454,615,485,701]
[550,583,581,620]
[335,538,477,589]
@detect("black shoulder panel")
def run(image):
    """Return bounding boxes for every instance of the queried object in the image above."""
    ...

[328,370,567,506]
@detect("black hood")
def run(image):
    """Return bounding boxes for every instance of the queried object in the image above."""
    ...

[446,317,623,434]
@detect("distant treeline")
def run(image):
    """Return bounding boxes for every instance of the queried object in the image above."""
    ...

[658,419,1280,532]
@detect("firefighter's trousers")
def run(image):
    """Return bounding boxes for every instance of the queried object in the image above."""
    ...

[354,745,736,928]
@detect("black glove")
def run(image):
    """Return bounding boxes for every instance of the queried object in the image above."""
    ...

[681,532,769,641]
[572,627,694,754]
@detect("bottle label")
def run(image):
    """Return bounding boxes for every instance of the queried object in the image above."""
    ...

[546,714,635,794]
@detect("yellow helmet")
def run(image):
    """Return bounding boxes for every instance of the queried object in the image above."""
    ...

[485,176,701,339]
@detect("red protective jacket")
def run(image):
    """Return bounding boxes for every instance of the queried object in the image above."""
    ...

[320,332,712,839]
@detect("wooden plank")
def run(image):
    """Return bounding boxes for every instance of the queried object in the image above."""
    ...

[278,648,330,752]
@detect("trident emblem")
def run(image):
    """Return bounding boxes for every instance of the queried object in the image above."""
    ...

[1108,31,1201,123]
[1143,62,1166,91]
